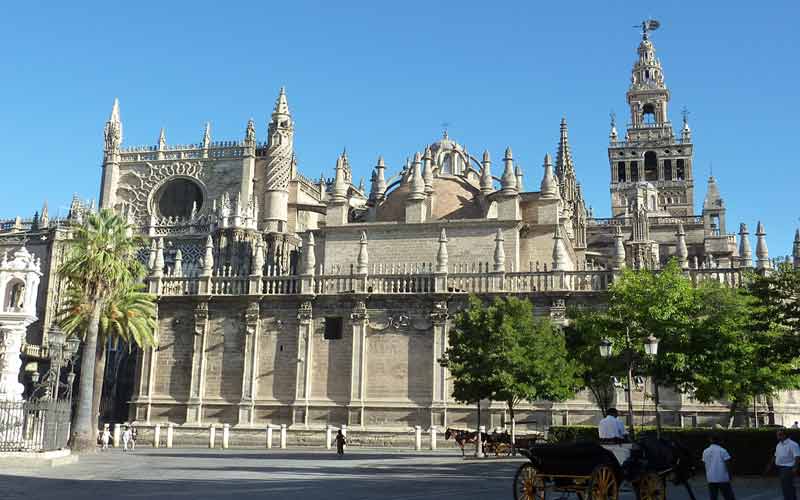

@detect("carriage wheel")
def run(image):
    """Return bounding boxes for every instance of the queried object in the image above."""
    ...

[635,472,666,500]
[513,463,546,500]
[588,464,619,500]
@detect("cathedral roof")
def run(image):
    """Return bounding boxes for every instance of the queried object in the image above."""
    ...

[373,175,483,222]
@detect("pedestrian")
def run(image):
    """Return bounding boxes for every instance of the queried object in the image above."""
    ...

[793,422,799,429]
[598,408,628,444]
[122,426,132,453]
[130,426,137,450]
[335,429,346,456]
[765,429,800,500]
[702,434,735,500]
[101,428,111,451]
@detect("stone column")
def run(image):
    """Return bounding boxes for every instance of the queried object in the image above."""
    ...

[239,302,260,425]
[0,324,27,401]
[430,301,449,427]
[348,301,368,427]
[186,301,209,424]
[293,301,313,426]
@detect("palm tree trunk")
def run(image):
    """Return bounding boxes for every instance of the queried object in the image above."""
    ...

[70,300,103,453]
[92,339,107,429]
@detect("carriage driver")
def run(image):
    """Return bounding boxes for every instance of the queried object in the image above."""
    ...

[598,408,629,444]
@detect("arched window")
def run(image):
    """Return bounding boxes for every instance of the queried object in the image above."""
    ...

[630,161,639,182]
[663,159,672,180]
[644,151,658,181]
[617,161,626,182]
[642,103,656,124]
[676,159,686,180]
[650,195,656,210]
[156,178,204,219]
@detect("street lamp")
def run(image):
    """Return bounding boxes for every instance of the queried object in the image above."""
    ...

[643,335,659,357]
[599,338,613,359]
[643,335,662,438]
[47,325,67,400]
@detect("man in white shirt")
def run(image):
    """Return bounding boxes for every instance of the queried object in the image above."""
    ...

[771,430,800,500]
[598,408,627,443]
[702,434,735,500]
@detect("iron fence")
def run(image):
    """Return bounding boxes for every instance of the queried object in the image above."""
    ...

[0,399,72,452]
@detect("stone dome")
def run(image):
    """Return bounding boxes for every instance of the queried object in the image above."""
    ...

[373,175,483,222]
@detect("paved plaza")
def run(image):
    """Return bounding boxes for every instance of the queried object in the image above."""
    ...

[0,448,791,500]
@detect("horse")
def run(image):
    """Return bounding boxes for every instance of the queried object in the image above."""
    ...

[444,428,490,456]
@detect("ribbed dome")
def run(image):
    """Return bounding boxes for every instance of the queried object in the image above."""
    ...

[373,176,483,222]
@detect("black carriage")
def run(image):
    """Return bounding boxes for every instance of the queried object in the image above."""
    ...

[513,436,697,500]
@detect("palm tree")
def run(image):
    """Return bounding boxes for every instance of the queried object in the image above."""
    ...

[58,209,146,452]
[59,282,156,429]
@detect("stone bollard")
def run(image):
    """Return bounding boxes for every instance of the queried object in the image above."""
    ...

[430,426,437,451]
[113,423,121,448]
[341,424,347,450]
[326,425,333,450]
[153,424,161,448]
[476,425,486,458]
[209,425,216,449]
[266,427,273,449]
[222,424,230,449]
[414,425,422,451]
[166,423,174,448]
[280,424,287,449]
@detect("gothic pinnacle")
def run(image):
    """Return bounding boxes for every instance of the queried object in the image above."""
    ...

[755,221,770,270]
[738,223,752,267]
[273,86,290,117]
[158,128,166,149]
[408,152,426,201]
[480,150,493,194]
[540,153,558,199]
[501,146,517,194]
[202,122,211,148]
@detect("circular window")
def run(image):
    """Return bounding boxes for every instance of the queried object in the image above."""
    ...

[156,178,204,218]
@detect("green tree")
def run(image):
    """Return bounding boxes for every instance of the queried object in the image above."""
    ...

[59,281,157,428]
[58,209,146,452]
[441,296,580,448]
[564,308,626,416]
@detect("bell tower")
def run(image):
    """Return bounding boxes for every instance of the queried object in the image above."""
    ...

[609,21,695,217]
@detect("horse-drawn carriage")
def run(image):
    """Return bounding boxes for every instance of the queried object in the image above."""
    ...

[513,435,698,500]
[445,428,543,457]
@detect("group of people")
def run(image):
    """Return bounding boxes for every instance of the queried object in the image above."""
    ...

[598,408,800,500]
[99,425,137,452]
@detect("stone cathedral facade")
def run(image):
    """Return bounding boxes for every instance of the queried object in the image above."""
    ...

[4,30,800,431]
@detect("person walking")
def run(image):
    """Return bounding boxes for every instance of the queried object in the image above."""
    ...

[122,426,132,453]
[766,429,800,500]
[702,434,736,500]
[101,428,111,451]
[335,429,346,457]
[130,426,137,450]
[598,408,628,444]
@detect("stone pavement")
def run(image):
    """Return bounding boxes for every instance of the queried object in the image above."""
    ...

[0,448,790,500]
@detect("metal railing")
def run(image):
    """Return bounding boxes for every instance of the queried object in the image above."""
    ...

[0,399,72,452]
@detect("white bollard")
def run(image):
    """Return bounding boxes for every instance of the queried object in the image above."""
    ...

[414,425,422,451]
[326,425,333,450]
[166,423,174,448]
[209,425,216,449]
[113,423,121,448]
[476,425,486,458]
[153,424,161,448]
[222,424,230,449]
[266,427,273,449]
[430,426,437,451]
[280,424,287,449]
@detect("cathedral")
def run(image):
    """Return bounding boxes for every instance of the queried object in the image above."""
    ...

[4,28,800,432]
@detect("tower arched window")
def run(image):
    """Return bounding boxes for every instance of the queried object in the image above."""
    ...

[642,104,656,124]
[676,159,686,180]
[664,159,672,180]
[617,161,626,182]
[630,161,639,182]
[644,151,658,181]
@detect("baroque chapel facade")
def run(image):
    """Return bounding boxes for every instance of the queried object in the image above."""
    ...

[4,30,800,430]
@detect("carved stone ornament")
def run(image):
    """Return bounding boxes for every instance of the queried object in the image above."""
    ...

[549,298,567,321]
[350,301,368,322]
[244,302,259,335]
[297,301,313,322]
[193,301,208,336]
[368,312,432,333]
[430,301,449,325]
[116,161,207,222]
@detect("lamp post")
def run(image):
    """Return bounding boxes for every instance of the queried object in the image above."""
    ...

[643,334,661,438]
[46,326,67,400]
[600,327,637,440]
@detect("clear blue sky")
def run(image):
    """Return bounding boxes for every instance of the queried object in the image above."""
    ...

[1,1,798,255]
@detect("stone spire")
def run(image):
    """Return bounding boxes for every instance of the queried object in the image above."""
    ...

[552,225,570,271]
[609,112,618,143]
[738,223,752,268]
[152,238,165,277]
[369,156,387,203]
[202,122,211,149]
[356,231,369,274]
[201,235,214,276]
[422,147,435,193]
[703,176,724,211]
[793,229,800,269]
[755,221,770,270]
[40,201,49,228]
[408,153,426,201]
[158,128,166,150]
[104,98,123,153]
[302,232,316,275]
[612,225,626,270]
[500,147,518,194]
[493,228,506,272]
[436,228,448,273]
[173,249,183,277]
[681,108,692,142]
[263,87,294,232]
[556,118,578,205]
[540,153,558,199]
[675,222,688,269]
[330,155,348,202]
[480,150,493,194]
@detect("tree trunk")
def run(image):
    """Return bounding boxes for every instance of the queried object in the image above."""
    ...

[69,300,103,453]
[727,400,738,429]
[508,401,516,457]
[92,339,107,430]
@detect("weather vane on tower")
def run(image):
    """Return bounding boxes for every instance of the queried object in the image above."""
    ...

[635,19,661,39]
